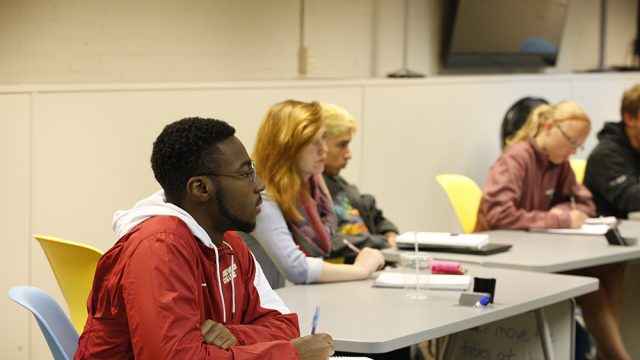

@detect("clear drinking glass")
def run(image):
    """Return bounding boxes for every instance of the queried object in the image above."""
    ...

[400,252,432,300]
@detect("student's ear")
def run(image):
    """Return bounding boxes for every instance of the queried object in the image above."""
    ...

[623,112,638,129]
[185,176,214,203]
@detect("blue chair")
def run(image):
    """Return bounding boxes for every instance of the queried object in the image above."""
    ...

[8,286,79,360]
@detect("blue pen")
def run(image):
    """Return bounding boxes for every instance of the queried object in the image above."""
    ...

[311,306,320,334]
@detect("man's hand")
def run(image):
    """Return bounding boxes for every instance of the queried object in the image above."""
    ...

[291,333,335,360]
[200,319,238,349]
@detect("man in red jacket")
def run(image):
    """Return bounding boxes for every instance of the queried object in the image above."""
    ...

[75,117,334,359]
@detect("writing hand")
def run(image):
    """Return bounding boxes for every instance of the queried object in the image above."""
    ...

[550,207,564,216]
[569,209,588,228]
[200,319,238,349]
[354,247,385,277]
[291,333,335,360]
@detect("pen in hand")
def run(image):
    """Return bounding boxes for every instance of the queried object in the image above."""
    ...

[570,195,577,210]
[311,306,320,334]
[342,239,361,254]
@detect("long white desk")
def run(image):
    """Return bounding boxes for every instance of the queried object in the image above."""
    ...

[383,225,640,273]
[275,266,597,354]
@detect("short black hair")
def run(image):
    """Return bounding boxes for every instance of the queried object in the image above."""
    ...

[501,97,549,149]
[151,117,236,202]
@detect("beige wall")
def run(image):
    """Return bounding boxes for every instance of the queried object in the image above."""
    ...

[0,94,31,359]
[1,0,640,358]
[0,0,637,83]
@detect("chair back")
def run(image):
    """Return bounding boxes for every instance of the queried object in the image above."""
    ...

[34,234,103,333]
[8,286,79,360]
[570,159,587,184]
[238,232,286,289]
[435,174,483,234]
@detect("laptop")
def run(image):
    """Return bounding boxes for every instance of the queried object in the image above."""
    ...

[396,242,512,255]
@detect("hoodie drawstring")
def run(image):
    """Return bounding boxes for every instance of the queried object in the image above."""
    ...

[223,241,236,322]
[211,245,227,323]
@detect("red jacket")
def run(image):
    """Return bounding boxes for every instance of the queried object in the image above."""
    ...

[476,139,595,231]
[75,216,301,359]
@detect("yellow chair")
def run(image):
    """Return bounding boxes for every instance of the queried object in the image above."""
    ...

[570,159,587,184]
[33,234,104,333]
[435,174,483,234]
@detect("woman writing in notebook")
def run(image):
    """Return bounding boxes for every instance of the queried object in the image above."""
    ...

[477,100,631,359]
[476,99,595,231]
[251,100,385,285]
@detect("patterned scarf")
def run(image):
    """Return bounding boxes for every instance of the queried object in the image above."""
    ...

[287,176,336,257]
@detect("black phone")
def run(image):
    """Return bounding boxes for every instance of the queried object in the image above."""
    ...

[605,227,628,246]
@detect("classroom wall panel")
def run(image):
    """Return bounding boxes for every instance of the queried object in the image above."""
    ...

[570,75,640,155]
[28,83,364,307]
[362,77,573,233]
[0,94,31,359]
[0,0,636,83]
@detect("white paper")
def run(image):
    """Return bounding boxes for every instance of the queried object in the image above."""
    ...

[529,223,610,235]
[373,272,471,290]
[584,216,617,226]
[396,232,489,248]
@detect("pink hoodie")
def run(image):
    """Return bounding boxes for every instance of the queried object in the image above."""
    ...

[476,138,595,232]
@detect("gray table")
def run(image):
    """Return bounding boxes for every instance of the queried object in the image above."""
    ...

[275,266,597,354]
[384,223,640,273]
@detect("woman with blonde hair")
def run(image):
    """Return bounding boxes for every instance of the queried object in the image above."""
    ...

[251,100,385,285]
[477,100,631,360]
[477,100,595,231]
[320,102,399,255]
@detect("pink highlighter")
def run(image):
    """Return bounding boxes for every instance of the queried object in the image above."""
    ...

[431,260,463,274]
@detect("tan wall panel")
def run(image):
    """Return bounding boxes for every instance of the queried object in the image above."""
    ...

[29,85,363,284]
[0,94,31,359]
[362,78,574,233]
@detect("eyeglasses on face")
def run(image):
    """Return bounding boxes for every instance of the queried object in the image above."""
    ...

[198,160,257,184]
[553,123,584,152]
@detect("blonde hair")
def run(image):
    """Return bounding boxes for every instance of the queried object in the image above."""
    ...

[320,103,357,138]
[505,100,590,147]
[253,100,323,221]
[621,83,640,118]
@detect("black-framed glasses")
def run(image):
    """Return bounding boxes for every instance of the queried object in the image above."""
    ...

[199,160,257,184]
[553,123,584,152]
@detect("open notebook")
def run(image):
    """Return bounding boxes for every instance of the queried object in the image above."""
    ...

[529,223,610,236]
[529,217,618,236]
[373,272,471,291]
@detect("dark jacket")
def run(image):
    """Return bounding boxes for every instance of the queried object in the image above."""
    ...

[585,121,640,218]
[323,174,398,257]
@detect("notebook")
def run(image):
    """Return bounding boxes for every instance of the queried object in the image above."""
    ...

[584,216,618,226]
[372,272,472,290]
[529,223,610,236]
